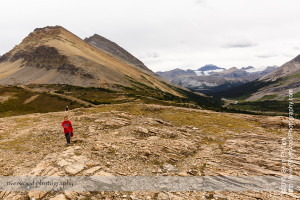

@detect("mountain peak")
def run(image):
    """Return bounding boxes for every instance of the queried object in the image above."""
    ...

[197,64,225,71]
[25,26,66,41]
[0,26,77,63]
[33,25,64,32]
[84,34,150,72]
[241,66,254,70]
[86,34,110,42]
[292,54,300,63]
[261,54,300,81]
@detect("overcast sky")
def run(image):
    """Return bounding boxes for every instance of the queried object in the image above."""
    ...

[1,0,300,72]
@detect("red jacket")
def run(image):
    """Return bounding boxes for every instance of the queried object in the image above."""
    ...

[62,120,73,134]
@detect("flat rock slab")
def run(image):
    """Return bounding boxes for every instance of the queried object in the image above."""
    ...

[65,163,85,175]
[49,194,67,200]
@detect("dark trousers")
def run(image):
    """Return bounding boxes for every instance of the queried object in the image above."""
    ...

[65,133,71,144]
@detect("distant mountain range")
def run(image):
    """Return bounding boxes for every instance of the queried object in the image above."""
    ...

[210,54,300,101]
[156,65,277,94]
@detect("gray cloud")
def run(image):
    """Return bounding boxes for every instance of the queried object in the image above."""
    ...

[147,52,160,58]
[222,41,258,49]
[194,0,206,5]
[138,51,160,59]
[256,52,278,58]
[282,53,296,58]
[293,45,300,50]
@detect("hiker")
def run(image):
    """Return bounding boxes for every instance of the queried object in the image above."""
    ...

[66,106,69,111]
[62,115,73,146]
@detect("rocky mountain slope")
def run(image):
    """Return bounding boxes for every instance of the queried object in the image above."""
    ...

[261,54,300,81]
[156,68,197,80]
[221,54,300,101]
[84,34,150,72]
[156,66,277,94]
[0,26,180,97]
[213,66,277,80]
[245,54,300,101]
[0,103,299,199]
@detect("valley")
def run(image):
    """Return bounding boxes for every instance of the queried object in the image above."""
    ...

[0,25,299,200]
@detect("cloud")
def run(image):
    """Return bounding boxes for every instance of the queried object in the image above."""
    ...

[293,45,300,50]
[138,51,160,59]
[147,52,160,58]
[222,40,257,48]
[195,0,206,4]
[255,52,278,58]
[282,53,296,58]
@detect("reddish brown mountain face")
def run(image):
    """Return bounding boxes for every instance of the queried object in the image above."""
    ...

[0,26,181,96]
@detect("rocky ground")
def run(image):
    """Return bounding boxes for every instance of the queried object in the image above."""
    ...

[0,103,299,199]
